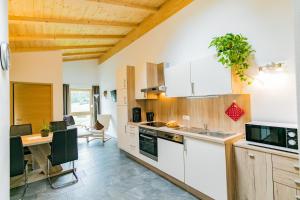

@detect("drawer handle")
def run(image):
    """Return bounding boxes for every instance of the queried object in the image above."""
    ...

[248,153,255,158]
[296,195,300,200]
[294,179,300,185]
[294,164,300,170]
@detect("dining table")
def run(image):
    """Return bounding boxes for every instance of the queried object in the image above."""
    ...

[10,133,64,188]
[21,133,63,175]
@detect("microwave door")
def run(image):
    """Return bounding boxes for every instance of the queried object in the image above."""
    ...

[247,125,287,147]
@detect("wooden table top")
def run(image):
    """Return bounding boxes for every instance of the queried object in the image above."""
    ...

[21,133,53,147]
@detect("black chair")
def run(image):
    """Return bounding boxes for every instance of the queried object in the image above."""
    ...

[10,136,28,199]
[49,121,67,132]
[63,115,76,127]
[47,128,79,189]
[10,124,32,156]
[10,124,32,137]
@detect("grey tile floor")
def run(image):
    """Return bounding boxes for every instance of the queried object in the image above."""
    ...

[11,139,198,200]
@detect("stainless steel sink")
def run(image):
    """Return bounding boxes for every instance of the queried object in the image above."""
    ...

[174,127,206,134]
[175,127,235,139]
[200,131,235,139]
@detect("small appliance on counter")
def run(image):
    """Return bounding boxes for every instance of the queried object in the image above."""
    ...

[146,112,154,122]
[132,107,141,122]
[245,121,298,153]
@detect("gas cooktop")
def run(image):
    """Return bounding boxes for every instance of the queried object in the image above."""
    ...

[142,122,166,128]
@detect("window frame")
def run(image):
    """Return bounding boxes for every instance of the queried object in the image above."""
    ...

[70,88,93,125]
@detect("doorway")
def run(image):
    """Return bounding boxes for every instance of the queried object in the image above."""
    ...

[11,82,53,133]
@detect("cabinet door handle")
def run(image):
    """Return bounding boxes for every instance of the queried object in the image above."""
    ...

[294,164,300,170]
[123,80,126,88]
[125,125,127,133]
[294,179,300,185]
[184,139,187,152]
[191,82,195,95]
[296,195,300,200]
[248,153,255,158]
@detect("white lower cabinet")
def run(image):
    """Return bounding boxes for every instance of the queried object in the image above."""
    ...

[126,124,139,157]
[116,106,128,151]
[157,138,184,182]
[184,137,228,200]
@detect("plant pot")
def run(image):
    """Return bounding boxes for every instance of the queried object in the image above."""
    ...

[41,130,50,137]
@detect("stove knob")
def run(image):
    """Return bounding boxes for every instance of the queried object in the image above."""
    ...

[288,139,297,146]
[288,132,296,138]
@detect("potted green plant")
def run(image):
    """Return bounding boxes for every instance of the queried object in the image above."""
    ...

[40,122,51,137]
[209,33,255,84]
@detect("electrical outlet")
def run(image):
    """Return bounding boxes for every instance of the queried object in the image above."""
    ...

[182,115,190,121]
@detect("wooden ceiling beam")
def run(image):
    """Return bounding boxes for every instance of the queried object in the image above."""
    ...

[63,55,100,62]
[87,0,158,13]
[9,15,138,28]
[12,44,114,52]
[10,34,125,41]
[99,0,193,64]
[63,51,106,56]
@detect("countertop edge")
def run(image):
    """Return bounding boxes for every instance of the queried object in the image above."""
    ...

[234,140,299,159]
[129,122,243,145]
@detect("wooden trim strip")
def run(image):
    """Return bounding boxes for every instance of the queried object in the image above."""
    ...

[10,34,125,41]
[9,15,138,28]
[63,51,106,56]
[12,45,114,52]
[99,0,193,64]
[87,0,159,13]
[63,56,100,62]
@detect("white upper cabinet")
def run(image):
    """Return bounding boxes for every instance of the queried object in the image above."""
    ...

[164,55,233,97]
[116,66,127,90]
[190,55,232,96]
[135,65,147,99]
[164,63,192,97]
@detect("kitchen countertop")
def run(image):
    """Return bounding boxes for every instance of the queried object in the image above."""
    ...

[234,139,298,159]
[129,121,243,144]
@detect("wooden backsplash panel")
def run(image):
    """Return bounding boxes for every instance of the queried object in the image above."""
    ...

[144,94,251,133]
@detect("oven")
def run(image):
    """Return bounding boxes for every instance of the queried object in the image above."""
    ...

[246,122,298,153]
[139,127,158,161]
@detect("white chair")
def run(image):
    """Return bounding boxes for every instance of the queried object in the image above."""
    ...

[82,114,111,143]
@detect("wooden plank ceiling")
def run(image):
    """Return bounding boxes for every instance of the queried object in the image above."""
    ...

[8,0,192,62]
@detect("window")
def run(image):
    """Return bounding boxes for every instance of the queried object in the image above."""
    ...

[70,89,92,126]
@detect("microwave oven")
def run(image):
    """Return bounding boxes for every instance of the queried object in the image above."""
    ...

[246,121,298,153]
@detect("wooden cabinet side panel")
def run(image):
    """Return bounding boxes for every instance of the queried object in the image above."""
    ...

[251,150,273,200]
[235,147,273,200]
[146,62,158,88]
[235,147,252,200]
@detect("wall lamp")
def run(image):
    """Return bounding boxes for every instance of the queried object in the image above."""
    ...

[258,61,286,72]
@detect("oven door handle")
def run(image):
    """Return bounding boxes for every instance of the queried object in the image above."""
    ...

[140,134,154,140]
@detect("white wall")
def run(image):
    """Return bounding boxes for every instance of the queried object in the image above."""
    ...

[0,0,9,199]
[98,64,117,137]
[10,51,63,121]
[63,59,99,89]
[295,0,300,155]
[98,0,298,137]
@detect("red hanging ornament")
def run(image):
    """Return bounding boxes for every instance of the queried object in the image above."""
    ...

[225,102,245,121]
